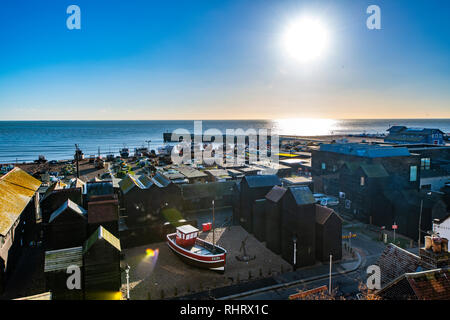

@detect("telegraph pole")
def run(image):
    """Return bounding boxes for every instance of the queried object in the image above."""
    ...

[329,254,332,295]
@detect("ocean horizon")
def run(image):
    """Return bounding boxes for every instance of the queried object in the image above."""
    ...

[1,119,449,163]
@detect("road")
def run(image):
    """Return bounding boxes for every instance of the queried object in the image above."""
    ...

[236,223,387,300]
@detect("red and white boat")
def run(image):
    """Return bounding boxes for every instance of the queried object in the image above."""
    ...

[167,224,227,272]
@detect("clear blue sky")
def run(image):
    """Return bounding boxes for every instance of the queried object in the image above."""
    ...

[0,0,449,120]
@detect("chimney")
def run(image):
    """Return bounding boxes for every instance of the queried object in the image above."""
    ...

[420,235,450,268]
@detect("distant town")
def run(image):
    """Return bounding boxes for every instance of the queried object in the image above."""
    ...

[0,125,449,300]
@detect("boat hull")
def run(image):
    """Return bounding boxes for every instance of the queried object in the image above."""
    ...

[166,233,226,272]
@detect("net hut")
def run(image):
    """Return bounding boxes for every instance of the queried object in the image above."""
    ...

[239,175,281,233]
[83,226,121,295]
[281,186,316,267]
[47,199,87,250]
[264,186,288,254]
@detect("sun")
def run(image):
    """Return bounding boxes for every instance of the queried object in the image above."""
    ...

[282,16,330,63]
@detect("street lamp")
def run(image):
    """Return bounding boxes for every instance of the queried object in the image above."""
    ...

[125,264,131,300]
[292,235,297,270]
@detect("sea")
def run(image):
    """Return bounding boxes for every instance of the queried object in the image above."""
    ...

[0,119,449,163]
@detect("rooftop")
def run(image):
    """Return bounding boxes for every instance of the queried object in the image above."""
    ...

[243,174,281,188]
[319,143,411,158]
[48,199,87,223]
[0,167,41,236]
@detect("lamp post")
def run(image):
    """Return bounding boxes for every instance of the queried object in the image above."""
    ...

[329,254,333,295]
[292,235,297,270]
[125,264,131,300]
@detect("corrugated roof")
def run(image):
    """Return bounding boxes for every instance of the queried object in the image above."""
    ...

[48,199,87,223]
[360,163,389,178]
[265,186,287,203]
[0,167,41,236]
[176,166,208,179]
[287,186,315,206]
[84,226,121,253]
[118,174,137,194]
[137,175,154,188]
[44,246,83,272]
[83,181,114,199]
[243,175,281,188]
[152,172,171,187]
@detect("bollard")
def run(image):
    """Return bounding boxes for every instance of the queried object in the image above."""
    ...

[160,289,164,299]
[248,270,252,279]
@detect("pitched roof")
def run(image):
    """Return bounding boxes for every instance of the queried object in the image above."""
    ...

[84,226,121,253]
[376,243,434,287]
[378,268,450,300]
[120,173,171,194]
[287,186,315,206]
[315,205,342,225]
[83,181,114,200]
[152,172,171,187]
[176,166,208,179]
[119,174,142,194]
[265,185,288,203]
[44,246,83,272]
[360,163,389,178]
[48,199,87,223]
[387,126,407,133]
[68,178,86,189]
[0,167,41,236]
[243,175,281,188]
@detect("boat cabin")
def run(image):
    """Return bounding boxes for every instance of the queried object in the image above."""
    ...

[176,225,199,247]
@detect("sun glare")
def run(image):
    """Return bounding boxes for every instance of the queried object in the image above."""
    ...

[282,16,330,63]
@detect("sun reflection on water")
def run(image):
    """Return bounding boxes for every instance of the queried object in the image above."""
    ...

[273,118,339,136]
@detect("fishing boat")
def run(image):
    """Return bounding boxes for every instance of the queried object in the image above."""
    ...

[166,224,227,272]
[120,147,129,158]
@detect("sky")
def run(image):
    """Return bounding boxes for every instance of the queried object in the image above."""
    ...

[0,0,449,120]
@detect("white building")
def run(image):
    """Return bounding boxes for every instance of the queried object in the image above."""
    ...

[433,216,450,251]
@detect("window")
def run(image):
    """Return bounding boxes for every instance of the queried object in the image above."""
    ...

[321,163,326,170]
[360,176,365,186]
[421,158,430,170]
[410,166,417,182]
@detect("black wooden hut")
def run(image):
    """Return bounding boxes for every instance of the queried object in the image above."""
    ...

[281,186,316,267]
[264,186,288,254]
[252,199,267,242]
[44,246,84,300]
[239,175,281,233]
[315,205,343,262]
[47,199,87,250]
[83,226,121,295]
